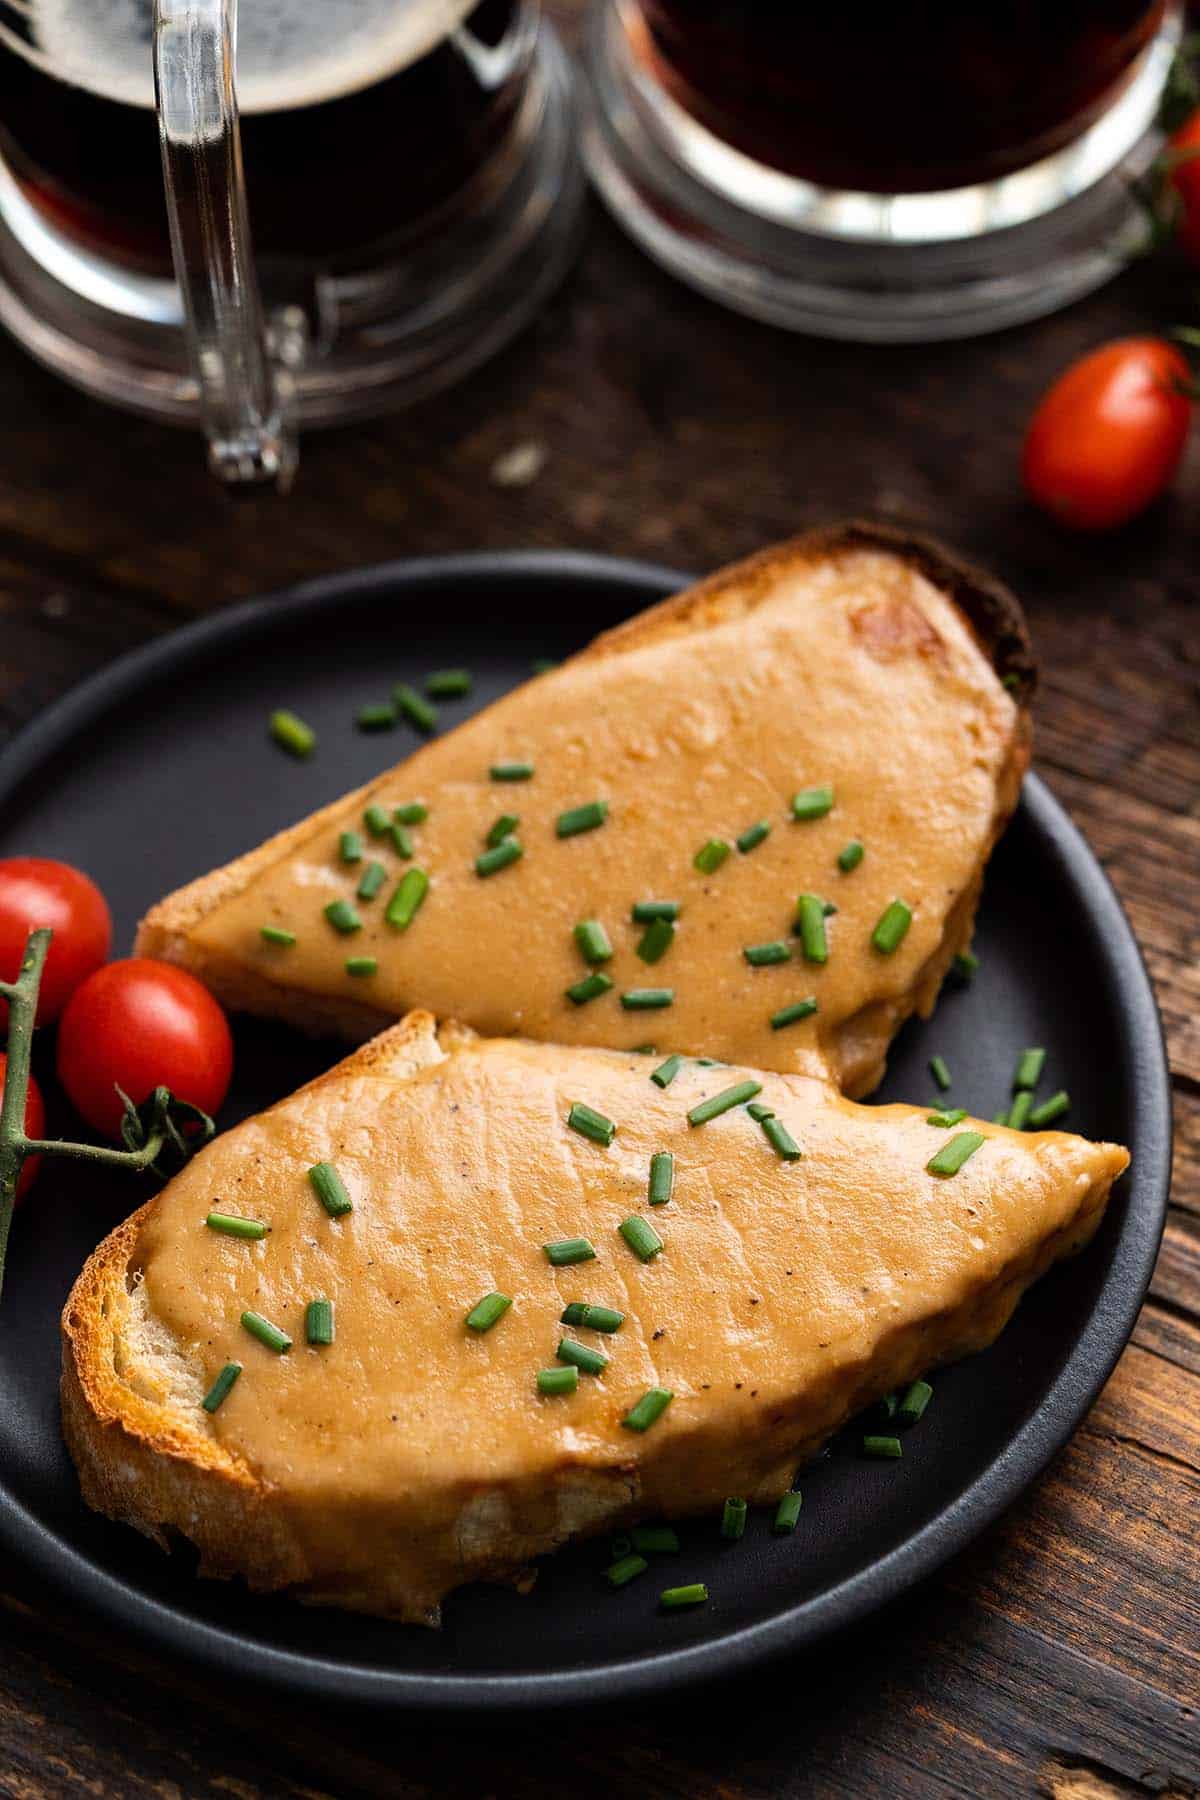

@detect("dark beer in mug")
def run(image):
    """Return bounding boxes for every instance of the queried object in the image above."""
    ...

[0,0,530,270]
[632,0,1168,193]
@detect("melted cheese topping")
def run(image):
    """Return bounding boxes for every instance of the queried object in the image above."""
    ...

[135,1035,1125,1617]
[192,551,1020,1092]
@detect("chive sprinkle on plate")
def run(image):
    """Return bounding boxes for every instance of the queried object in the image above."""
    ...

[557,1336,608,1376]
[556,799,608,838]
[632,900,680,923]
[872,899,913,955]
[862,1434,902,1459]
[357,860,387,902]
[390,823,413,859]
[339,830,363,865]
[345,956,377,978]
[791,784,833,821]
[356,701,396,732]
[926,1131,985,1177]
[385,867,429,928]
[794,894,829,965]
[308,1160,353,1218]
[574,918,613,964]
[537,1366,578,1396]
[929,1054,952,1091]
[323,898,361,935]
[269,709,315,758]
[259,925,296,947]
[621,988,674,1011]
[363,803,391,837]
[650,1053,684,1089]
[688,1079,762,1126]
[619,1215,663,1262]
[567,1101,617,1146]
[241,1311,292,1354]
[544,1237,597,1267]
[394,683,437,733]
[394,801,429,825]
[205,1212,267,1240]
[926,1108,967,1128]
[465,1292,512,1334]
[636,916,675,964]
[736,820,771,854]
[660,1583,708,1609]
[622,1387,673,1432]
[1028,1090,1070,1128]
[744,940,790,967]
[897,1378,933,1425]
[762,1116,802,1161]
[1008,1090,1034,1131]
[648,1150,675,1206]
[305,1299,334,1346]
[486,812,520,849]
[1013,1046,1047,1090]
[476,839,523,878]
[425,668,472,698]
[837,839,864,872]
[561,1302,625,1332]
[490,760,534,782]
[606,1554,649,1588]
[770,998,818,1031]
[720,1496,747,1540]
[773,1491,802,1534]
[693,838,731,875]
[201,1361,242,1414]
[566,971,614,1006]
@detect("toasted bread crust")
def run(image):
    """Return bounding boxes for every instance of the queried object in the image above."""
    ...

[135,525,1034,1044]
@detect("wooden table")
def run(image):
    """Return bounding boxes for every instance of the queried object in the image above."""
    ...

[1,27,1197,1796]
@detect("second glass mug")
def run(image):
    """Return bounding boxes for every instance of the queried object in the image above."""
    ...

[0,0,583,482]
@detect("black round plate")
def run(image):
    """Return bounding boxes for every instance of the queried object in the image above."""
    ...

[0,552,1170,1711]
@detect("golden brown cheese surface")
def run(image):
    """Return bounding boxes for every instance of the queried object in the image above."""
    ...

[191,551,1020,1086]
[137,1037,1125,1533]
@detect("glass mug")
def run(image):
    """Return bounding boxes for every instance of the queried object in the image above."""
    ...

[0,0,583,481]
[584,0,1183,341]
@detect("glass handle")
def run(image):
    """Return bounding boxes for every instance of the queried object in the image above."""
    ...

[153,0,302,486]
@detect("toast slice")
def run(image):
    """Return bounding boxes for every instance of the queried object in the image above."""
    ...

[136,524,1033,1097]
[62,1016,1125,1624]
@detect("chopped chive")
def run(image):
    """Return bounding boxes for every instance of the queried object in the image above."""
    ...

[1013,1047,1046,1091]
[926,1130,985,1176]
[744,941,791,967]
[632,1523,680,1553]
[770,998,818,1031]
[490,761,534,782]
[823,900,838,916]
[952,949,980,981]
[1007,1089,1034,1130]
[794,894,828,964]
[544,1237,597,1266]
[556,800,608,838]
[898,1379,933,1426]
[567,1101,617,1146]
[648,1151,675,1207]
[345,956,377,978]
[356,701,396,731]
[619,1215,663,1262]
[693,838,731,874]
[762,1116,802,1161]
[632,901,680,923]
[993,1107,1011,1127]
[465,1292,512,1333]
[357,860,387,901]
[636,916,675,964]
[305,1299,334,1346]
[532,658,558,675]
[632,1045,657,1055]
[476,839,523,878]
[736,820,771,854]
[688,1080,762,1126]
[877,1392,899,1419]
[837,839,864,873]
[791,784,833,821]
[558,1336,608,1375]
[363,803,391,837]
[720,1497,747,1541]
[323,899,361,935]
[622,1388,673,1432]
[566,971,614,1006]
[486,813,520,849]
[269,709,315,758]
[339,830,364,864]
[746,1101,774,1122]
[929,1055,952,1092]
[560,1302,625,1333]
[241,1310,291,1354]
[308,1161,353,1218]
[872,900,913,955]
[1028,1090,1070,1128]
[537,1366,578,1396]
[394,801,428,825]
[621,988,674,1011]
[862,1434,902,1459]
[773,1491,802,1534]
[1002,671,1021,692]
[259,925,296,947]
[205,1211,268,1240]
[926,1108,967,1128]
[651,1054,684,1089]
[660,1584,707,1609]
[385,867,429,928]
[394,683,437,733]
[201,1361,242,1413]
[425,668,472,698]
[605,1553,649,1588]
[390,823,413,859]
[574,919,613,964]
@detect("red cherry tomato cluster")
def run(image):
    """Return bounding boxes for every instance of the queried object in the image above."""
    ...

[0,858,233,1197]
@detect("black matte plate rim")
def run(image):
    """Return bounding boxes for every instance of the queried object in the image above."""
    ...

[0,551,1172,1712]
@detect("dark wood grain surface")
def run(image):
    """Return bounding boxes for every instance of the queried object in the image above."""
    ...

[1,13,1198,1794]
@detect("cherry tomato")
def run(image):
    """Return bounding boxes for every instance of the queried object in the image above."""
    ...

[1022,339,1192,531]
[0,858,112,1026]
[57,959,233,1142]
[0,1051,45,1202]
[1168,110,1200,265]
